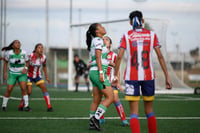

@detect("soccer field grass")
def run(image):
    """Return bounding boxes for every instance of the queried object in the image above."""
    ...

[0,85,200,133]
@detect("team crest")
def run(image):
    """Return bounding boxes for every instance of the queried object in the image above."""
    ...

[132,41,137,47]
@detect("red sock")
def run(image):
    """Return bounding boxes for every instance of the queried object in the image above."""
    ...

[100,115,104,120]
[130,114,140,133]
[18,98,24,108]
[43,92,51,109]
[115,101,126,121]
[147,115,157,133]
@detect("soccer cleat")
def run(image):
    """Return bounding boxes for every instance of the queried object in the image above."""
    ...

[90,116,101,131]
[89,122,96,130]
[18,107,24,111]
[47,107,54,112]
[2,107,6,112]
[122,120,129,126]
[99,119,106,124]
[24,106,32,112]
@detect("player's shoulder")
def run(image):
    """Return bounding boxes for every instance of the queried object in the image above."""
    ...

[93,37,103,43]
[20,49,27,55]
[110,51,117,55]
[92,37,103,48]
[29,52,34,56]
[143,28,156,35]
[113,51,117,56]
[5,49,13,54]
[42,54,46,58]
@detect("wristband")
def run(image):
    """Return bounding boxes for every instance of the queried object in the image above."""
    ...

[24,66,28,70]
[99,70,103,74]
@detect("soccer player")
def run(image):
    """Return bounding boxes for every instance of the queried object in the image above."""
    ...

[112,10,172,133]
[86,23,114,131]
[73,54,90,92]
[1,40,31,111]
[18,43,53,112]
[99,36,129,126]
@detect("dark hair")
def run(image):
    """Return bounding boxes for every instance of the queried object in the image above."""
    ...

[129,10,143,29]
[33,43,43,53]
[1,40,19,51]
[74,54,79,58]
[104,36,112,44]
[129,10,143,21]
[86,23,99,51]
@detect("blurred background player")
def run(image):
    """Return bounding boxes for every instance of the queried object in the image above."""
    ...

[73,54,90,92]
[86,23,114,131]
[18,43,53,112]
[1,40,31,111]
[113,10,172,133]
[98,36,129,126]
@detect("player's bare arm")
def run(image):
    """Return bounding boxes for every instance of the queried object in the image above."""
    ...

[96,49,104,82]
[154,47,172,89]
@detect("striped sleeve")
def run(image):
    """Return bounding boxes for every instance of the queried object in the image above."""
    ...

[119,34,127,49]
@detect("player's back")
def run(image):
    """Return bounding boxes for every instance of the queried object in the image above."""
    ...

[120,28,160,81]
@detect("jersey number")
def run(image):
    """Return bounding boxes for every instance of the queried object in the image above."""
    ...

[131,50,149,69]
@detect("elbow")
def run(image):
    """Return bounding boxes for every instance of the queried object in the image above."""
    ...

[157,54,164,60]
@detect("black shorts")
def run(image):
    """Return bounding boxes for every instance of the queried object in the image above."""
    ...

[75,70,88,79]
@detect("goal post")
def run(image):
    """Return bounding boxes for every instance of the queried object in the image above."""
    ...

[68,17,193,93]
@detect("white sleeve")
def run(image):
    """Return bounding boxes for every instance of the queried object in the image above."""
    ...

[4,51,9,61]
[93,38,103,50]
[24,51,29,61]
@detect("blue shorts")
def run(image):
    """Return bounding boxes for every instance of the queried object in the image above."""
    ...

[27,76,44,86]
[124,80,155,101]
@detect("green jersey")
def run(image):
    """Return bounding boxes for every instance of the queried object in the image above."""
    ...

[5,49,29,74]
[89,37,109,71]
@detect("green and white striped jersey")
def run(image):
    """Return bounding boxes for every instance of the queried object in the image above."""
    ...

[89,37,109,71]
[4,49,29,74]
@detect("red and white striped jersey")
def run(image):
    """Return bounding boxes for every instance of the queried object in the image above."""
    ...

[119,28,160,81]
[28,52,46,78]
[107,51,117,81]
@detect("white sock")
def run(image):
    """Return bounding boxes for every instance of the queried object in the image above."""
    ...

[2,96,9,107]
[23,95,29,107]
[95,106,106,120]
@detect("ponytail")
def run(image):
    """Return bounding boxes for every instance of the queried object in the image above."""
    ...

[86,30,92,51]
[132,16,142,29]
[1,40,18,51]
[86,23,98,51]
[129,10,143,29]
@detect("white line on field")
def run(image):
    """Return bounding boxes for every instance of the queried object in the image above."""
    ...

[0,116,200,120]
[1,95,200,101]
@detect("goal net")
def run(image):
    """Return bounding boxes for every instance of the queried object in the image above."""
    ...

[69,18,193,93]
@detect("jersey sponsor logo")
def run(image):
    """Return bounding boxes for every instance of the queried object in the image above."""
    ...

[129,32,151,42]
[29,62,41,67]
[95,43,102,48]
[132,41,149,46]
